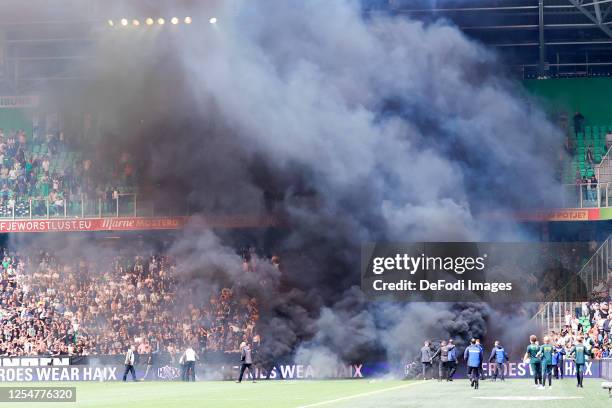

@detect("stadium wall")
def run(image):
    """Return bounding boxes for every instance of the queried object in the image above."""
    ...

[523,77,612,124]
[0,214,283,233]
[0,108,31,135]
[0,356,601,381]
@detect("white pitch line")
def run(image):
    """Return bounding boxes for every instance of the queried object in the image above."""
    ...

[473,396,584,401]
[297,382,422,408]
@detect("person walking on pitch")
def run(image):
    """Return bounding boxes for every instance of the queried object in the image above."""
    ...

[569,336,591,388]
[180,346,198,382]
[237,342,256,383]
[553,341,566,380]
[464,338,483,390]
[432,341,449,381]
[122,344,137,382]
[524,335,542,387]
[488,341,508,382]
[476,339,485,380]
[446,340,458,381]
[420,341,433,380]
[537,336,554,389]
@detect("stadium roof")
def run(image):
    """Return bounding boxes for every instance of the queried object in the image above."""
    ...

[1,0,611,91]
[0,0,206,93]
[368,0,612,78]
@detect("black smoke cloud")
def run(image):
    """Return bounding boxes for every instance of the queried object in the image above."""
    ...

[12,0,564,374]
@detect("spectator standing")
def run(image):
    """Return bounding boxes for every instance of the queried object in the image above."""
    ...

[606,131,612,153]
[586,145,594,167]
[590,174,598,202]
[574,111,585,137]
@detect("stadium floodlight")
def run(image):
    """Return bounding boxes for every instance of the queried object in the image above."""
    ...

[120,18,128,26]
[107,20,114,27]
[157,18,165,25]
[171,17,179,25]
[132,19,140,26]
[209,17,217,24]
[145,17,154,26]
[184,17,192,24]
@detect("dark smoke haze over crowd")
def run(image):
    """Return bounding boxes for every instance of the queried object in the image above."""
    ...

[12,0,564,373]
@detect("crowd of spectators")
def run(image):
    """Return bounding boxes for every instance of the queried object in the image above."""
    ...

[0,248,259,357]
[546,266,612,360]
[0,128,136,218]
[547,301,612,360]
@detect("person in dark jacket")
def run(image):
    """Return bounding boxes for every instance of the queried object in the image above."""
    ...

[420,341,433,380]
[446,340,458,381]
[476,339,485,380]
[236,342,256,383]
[488,341,508,382]
[464,338,483,390]
[438,341,449,381]
[574,111,585,137]
[553,341,566,380]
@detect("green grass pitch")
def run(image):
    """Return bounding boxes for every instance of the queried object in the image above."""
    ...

[4,378,612,408]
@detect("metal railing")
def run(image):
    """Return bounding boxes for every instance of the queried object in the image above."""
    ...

[0,193,189,220]
[533,237,612,333]
[597,146,612,185]
[561,182,612,208]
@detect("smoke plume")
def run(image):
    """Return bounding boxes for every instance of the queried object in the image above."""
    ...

[10,0,566,376]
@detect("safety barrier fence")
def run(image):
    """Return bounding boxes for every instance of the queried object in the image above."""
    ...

[533,237,612,333]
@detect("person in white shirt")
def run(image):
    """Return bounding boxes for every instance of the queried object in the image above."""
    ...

[180,346,198,382]
[122,345,136,382]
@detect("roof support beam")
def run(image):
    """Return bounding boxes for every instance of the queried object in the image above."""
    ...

[603,3,612,21]
[539,0,546,76]
[569,0,612,38]
[595,0,603,23]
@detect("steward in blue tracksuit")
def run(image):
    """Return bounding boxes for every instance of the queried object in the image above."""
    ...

[553,343,566,379]
[464,339,483,390]
[446,340,458,381]
[488,341,509,381]
[476,339,485,380]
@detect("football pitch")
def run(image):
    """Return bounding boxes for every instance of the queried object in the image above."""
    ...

[3,378,612,408]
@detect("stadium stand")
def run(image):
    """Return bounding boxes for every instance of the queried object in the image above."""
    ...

[564,125,610,179]
[537,239,612,360]
[0,247,260,357]
[0,126,137,219]
[523,78,612,207]
[543,299,612,361]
